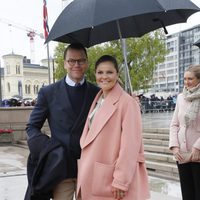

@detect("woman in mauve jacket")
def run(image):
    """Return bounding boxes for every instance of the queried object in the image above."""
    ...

[169,65,200,200]
[77,55,150,200]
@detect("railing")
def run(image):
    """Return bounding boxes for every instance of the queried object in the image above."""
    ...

[140,100,176,113]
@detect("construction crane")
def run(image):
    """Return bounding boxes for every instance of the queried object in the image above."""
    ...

[0,17,44,63]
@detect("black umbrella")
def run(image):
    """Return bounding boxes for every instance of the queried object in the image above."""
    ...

[194,38,200,48]
[46,0,199,46]
[46,0,200,92]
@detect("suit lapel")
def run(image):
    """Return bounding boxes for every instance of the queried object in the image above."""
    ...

[82,83,123,148]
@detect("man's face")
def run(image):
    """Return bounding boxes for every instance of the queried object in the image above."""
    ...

[64,49,88,82]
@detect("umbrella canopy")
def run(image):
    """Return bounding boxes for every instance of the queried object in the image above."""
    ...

[194,38,200,48]
[46,0,200,47]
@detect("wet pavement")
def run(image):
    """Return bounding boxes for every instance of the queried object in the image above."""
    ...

[0,112,181,200]
[0,144,181,200]
[0,145,28,200]
[142,111,173,129]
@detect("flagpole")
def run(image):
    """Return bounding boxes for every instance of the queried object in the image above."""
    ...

[47,42,51,84]
[43,0,50,84]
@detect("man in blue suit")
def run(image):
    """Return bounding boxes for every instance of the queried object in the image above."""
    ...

[25,43,100,200]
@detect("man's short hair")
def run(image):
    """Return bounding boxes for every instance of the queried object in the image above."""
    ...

[64,43,87,60]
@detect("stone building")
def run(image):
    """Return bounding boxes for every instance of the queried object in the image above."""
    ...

[0,53,54,100]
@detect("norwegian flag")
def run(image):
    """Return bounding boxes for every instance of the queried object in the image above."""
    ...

[43,0,49,40]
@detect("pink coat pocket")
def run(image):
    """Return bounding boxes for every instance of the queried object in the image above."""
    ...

[92,162,114,197]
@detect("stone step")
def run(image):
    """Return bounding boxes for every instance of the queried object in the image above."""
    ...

[145,151,174,163]
[14,140,28,149]
[143,128,169,134]
[17,139,27,146]
[143,133,169,140]
[143,138,169,146]
[148,170,179,182]
[142,130,177,181]
[146,160,179,181]
[14,143,28,149]
[144,144,171,154]
[146,160,178,173]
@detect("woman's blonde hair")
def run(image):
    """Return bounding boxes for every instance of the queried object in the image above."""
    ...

[185,65,200,79]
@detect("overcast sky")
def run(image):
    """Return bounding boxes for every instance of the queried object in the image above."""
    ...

[0,0,200,65]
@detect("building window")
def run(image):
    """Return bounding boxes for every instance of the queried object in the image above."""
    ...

[25,85,28,94]
[28,85,31,94]
[6,64,10,74]
[34,85,39,94]
[25,84,31,94]
[18,81,22,97]
[16,65,20,74]
[36,85,39,94]
[7,82,10,92]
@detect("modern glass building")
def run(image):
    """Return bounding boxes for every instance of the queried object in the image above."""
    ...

[151,24,200,94]
[179,25,200,91]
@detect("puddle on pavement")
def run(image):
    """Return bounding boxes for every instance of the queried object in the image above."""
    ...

[149,176,181,198]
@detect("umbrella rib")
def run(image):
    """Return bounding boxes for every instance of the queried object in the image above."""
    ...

[87,27,93,47]
[153,18,168,34]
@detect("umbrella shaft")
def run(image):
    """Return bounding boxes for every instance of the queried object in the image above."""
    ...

[117,20,133,94]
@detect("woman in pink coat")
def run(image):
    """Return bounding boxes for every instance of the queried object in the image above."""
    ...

[169,65,200,200]
[77,55,150,200]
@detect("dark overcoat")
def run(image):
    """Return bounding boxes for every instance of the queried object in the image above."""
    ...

[25,77,99,199]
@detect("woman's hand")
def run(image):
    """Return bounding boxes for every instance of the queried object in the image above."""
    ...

[171,147,184,162]
[190,147,200,162]
[112,187,126,200]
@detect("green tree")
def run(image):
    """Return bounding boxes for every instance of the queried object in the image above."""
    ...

[54,43,66,80]
[54,30,167,91]
[127,31,168,91]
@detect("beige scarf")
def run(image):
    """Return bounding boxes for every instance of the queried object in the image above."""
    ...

[183,84,200,127]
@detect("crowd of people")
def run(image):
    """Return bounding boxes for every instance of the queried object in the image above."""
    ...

[139,94,177,113]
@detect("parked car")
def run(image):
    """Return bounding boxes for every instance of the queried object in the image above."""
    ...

[2,99,11,107]
[23,98,34,106]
